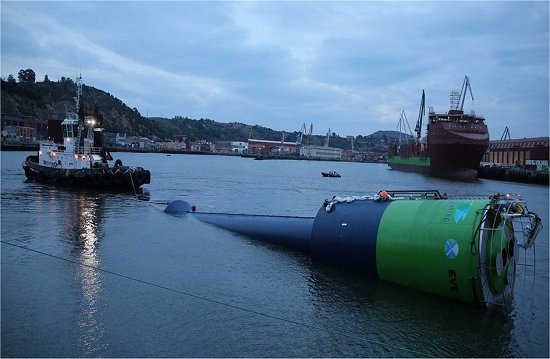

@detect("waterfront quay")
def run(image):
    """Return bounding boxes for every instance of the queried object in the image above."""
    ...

[3,136,548,185]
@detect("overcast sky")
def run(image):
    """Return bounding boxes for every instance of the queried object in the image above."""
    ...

[1,1,548,139]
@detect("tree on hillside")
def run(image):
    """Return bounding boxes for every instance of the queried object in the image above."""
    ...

[93,104,104,127]
[7,74,15,83]
[44,74,50,82]
[78,100,86,121]
[18,68,36,83]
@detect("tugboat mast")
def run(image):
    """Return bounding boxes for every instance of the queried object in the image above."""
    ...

[75,74,82,115]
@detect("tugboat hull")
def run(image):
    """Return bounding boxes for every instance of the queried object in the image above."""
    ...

[23,156,150,191]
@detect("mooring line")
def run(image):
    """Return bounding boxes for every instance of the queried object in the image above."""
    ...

[1,240,435,357]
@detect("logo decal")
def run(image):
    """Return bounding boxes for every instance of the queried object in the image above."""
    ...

[445,239,459,259]
[454,201,473,223]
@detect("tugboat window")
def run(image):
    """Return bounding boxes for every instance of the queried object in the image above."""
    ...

[62,123,79,138]
[63,124,72,138]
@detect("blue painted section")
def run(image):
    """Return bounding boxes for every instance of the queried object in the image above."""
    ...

[194,212,314,252]
[164,200,192,215]
[165,198,391,272]
[310,200,391,276]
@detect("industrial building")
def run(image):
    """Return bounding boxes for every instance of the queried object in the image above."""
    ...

[247,138,298,155]
[300,145,343,160]
[1,114,47,141]
[482,137,549,171]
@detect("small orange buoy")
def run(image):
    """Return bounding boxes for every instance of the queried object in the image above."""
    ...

[380,190,388,198]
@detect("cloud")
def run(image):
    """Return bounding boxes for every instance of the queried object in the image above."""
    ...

[1,1,548,138]
[1,4,230,107]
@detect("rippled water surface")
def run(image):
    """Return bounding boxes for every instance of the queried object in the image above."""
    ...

[2,152,548,357]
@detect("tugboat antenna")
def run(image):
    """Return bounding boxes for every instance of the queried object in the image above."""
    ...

[75,74,82,115]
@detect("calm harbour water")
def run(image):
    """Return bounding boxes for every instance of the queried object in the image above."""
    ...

[1,151,548,357]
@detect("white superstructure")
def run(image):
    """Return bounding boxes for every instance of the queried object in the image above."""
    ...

[37,76,109,170]
[299,145,343,160]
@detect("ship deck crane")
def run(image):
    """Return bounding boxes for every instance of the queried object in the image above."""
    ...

[307,123,313,145]
[397,111,414,145]
[458,75,474,111]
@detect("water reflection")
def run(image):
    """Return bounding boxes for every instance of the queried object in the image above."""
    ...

[306,264,516,357]
[61,191,107,356]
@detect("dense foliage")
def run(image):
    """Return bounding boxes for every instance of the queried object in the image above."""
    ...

[1,72,402,151]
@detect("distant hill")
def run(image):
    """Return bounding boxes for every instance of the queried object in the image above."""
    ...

[368,130,414,141]
[1,77,159,137]
[1,77,303,143]
[1,75,404,152]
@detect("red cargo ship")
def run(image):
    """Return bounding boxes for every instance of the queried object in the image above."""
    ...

[388,76,489,179]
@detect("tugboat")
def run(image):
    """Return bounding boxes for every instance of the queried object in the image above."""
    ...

[22,75,151,191]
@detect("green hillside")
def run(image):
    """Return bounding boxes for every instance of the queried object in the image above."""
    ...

[1,73,396,151]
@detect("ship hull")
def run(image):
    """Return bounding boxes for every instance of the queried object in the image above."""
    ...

[388,107,489,179]
[428,142,488,169]
[23,157,151,191]
[387,155,479,179]
[387,156,430,174]
[427,120,488,169]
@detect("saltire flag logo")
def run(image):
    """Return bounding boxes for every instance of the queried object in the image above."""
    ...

[445,239,459,259]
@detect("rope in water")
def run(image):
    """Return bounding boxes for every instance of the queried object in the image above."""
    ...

[2,239,435,357]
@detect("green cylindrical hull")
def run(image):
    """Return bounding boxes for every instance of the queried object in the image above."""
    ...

[376,199,512,306]
[168,193,527,307]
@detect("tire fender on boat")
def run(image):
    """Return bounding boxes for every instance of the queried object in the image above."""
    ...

[66,174,75,185]
[124,170,133,186]
[133,170,144,187]
[103,171,113,186]
[84,175,93,186]
[92,173,103,186]
[38,171,47,182]
[113,170,125,185]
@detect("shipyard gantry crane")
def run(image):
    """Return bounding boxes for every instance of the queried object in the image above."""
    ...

[415,90,425,140]
[324,128,331,147]
[307,123,313,145]
[451,75,474,112]
[297,122,307,144]
[501,126,511,140]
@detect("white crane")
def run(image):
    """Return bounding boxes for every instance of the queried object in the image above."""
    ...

[297,122,307,144]
[324,128,331,147]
